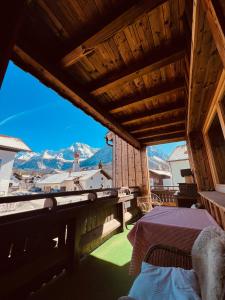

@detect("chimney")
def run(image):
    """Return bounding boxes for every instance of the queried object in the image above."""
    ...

[73,151,80,172]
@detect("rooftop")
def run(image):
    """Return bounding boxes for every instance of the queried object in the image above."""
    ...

[150,169,171,178]
[0,135,31,152]
[38,169,111,185]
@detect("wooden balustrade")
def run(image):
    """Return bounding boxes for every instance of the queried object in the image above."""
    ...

[151,186,178,206]
[0,187,140,298]
[199,191,225,229]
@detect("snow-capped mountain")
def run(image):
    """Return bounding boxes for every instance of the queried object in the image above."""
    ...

[14,142,99,171]
[80,145,112,167]
[14,142,169,172]
[16,152,39,161]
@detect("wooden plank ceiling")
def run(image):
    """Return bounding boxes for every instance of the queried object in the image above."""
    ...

[188,0,224,134]
[11,0,192,148]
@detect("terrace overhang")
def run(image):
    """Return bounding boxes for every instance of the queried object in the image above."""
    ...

[1,0,225,150]
[0,0,192,149]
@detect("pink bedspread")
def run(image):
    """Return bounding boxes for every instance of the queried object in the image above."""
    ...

[128,206,219,275]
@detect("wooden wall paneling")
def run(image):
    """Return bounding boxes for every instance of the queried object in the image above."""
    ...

[140,147,150,196]
[115,135,122,187]
[128,144,136,186]
[121,139,129,186]
[186,138,195,174]
[0,0,26,87]
[134,147,143,187]
[188,131,214,190]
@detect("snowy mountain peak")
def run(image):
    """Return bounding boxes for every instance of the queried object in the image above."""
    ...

[14,142,168,172]
[16,151,39,161]
[14,142,99,171]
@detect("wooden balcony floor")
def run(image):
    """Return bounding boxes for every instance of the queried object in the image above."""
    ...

[32,226,135,300]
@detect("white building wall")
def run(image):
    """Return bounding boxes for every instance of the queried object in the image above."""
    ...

[65,180,75,191]
[80,172,112,190]
[38,172,112,192]
[0,149,16,196]
[169,159,190,186]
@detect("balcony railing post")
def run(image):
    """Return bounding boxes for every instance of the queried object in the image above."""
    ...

[66,217,82,274]
[117,201,125,232]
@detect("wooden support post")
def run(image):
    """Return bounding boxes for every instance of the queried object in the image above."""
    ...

[66,218,81,273]
[117,202,125,232]
[0,1,26,87]
[140,147,150,196]
[188,131,214,191]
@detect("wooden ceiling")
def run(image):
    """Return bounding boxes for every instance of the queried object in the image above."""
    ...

[2,0,224,148]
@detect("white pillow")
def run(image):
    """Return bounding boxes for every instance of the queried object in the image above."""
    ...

[128,262,201,300]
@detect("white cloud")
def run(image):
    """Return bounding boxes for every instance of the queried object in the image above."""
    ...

[0,104,51,127]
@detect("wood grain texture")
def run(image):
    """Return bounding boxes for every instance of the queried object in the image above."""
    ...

[61,0,168,67]
[201,0,225,68]
[0,0,26,87]
[90,42,185,96]
[7,0,187,147]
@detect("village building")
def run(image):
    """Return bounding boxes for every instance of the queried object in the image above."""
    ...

[167,144,190,187]
[150,169,171,187]
[0,135,31,196]
[36,169,112,192]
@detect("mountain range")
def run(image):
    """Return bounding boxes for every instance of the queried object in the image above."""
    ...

[14,142,169,172]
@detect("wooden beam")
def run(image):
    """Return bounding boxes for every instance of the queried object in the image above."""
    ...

[130,117,185,134]
[142,132,186,146]
[109,78,185,113]
[136,125,186,140]
[138,129,185,140]
[120,102,185,125]
[201,0,225,68]
[144,136,185,146]
[187,0,202,134]
[61,0,168,67]
[187,0,223,133]
[13,46,140,149]
[90,40,185,96]
[0,0,26,88]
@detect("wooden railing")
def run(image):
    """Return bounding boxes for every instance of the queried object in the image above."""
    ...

[0,187,140,298]
[151,186,178,205]
[199,191,225,229]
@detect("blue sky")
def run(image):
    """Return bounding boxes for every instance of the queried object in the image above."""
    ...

[0,62,184,154]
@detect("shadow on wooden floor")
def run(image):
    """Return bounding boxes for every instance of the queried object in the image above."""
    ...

[31,255,134,300]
